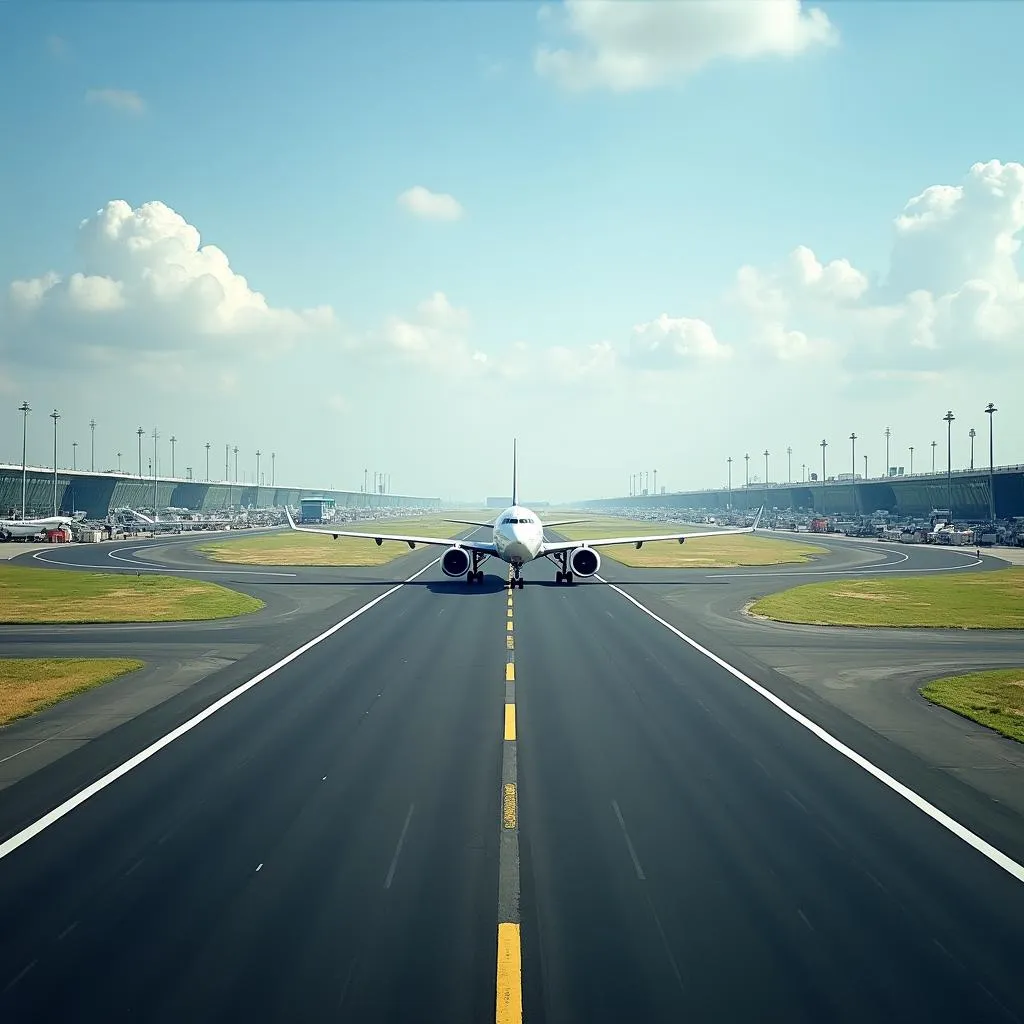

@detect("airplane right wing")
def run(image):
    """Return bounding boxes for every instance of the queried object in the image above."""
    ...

[285,509,497,553]
[541,508,763,553]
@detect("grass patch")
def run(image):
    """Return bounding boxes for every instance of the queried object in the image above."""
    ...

[554,519,826,569]
[199,517,479,567]
[921,669,1024,744]
[0,658,144,726]
[751,567,1024,628]
[0,565,263,623]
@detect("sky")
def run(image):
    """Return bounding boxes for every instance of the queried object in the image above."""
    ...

[1,0,1022,503]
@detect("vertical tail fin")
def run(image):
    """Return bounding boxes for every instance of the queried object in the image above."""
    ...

[512,438,518,506]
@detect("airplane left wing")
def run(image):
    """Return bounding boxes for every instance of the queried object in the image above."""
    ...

[285,509,497,553]
[541,508,763,553]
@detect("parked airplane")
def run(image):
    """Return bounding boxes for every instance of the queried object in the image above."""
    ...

[0,515,75,541]
[115,508,236,532]
[286,442,763,588]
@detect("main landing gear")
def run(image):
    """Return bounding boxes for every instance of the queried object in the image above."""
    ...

[509,564,524,590]
[465,550,488,584]
[549,550,575,585]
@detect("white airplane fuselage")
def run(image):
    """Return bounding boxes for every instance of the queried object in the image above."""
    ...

[0,516,74,539]
[491,505,546,565]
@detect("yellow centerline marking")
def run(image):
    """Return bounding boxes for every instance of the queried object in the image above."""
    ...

[503,783,517,828]
[505,661,515,682]
[507,621,513,632]
[495,923,523,1024]
[506,636,514,650]
[504,703,516,740]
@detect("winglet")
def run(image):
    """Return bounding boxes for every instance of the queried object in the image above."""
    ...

[512,438,518,507]
[285,506,297,529]
[752,506,764,530]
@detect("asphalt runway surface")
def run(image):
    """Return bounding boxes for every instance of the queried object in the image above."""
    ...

[1,531,1023,1021]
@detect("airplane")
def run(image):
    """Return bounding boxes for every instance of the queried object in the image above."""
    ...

[0,515,75,541]
[285,442,763,588]
[114,508,237,532]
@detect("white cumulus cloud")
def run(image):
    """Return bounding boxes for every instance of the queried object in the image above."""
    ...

[627,314,730,368]
[536,0,836,92]
[5,200,335,359]
[396,186,465,221]
[85,88,146,114]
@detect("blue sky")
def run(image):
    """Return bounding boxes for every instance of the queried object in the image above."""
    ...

[1,2,1022,500]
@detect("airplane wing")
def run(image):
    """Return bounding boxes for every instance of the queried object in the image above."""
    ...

[285,509,497,553]
[541,508,763,553]
[443,519,496,528]
[539,519,591,527]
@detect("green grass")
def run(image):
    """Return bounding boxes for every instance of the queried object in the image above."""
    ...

[921,668,1024,744]
[751,567,1024,628]
[0,658,144,726]
[0,565,263,623]
[199,516,479,566]
[554,518,827,569]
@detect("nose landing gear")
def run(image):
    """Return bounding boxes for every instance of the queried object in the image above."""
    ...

[508,564,524,590]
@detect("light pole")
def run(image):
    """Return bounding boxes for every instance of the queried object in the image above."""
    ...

[271,452,276,488]
[820,439,827,514]
[225,444,230,483]
[72,440,78,471]
[205,442,211,482]
[89,418,96,472]
[909,446,914,475]
[137,427,145,477]
[864,454,868,480]
[170,435,177,478]
[233,446,239,487]
[19,401,30,519]
[50,409,60,515]
[763,449,770,487]
[931,440,937,473]
[744,453,750,510]
[968,427,976,471]
[943,410,955,518]
[117,451,122,472]
[152,427,159,513]
[884,426,892,478]
[255,450,261,507]
[653,469,657,495]
[985,402,997,520]
[787,446,792,483]
[850,433,857,515]
[727,456,732,510]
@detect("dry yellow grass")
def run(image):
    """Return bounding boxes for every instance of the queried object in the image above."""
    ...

[554,520,826,569]
[0,566,262,623]
[199,517,477,566]
[0,658,143,726]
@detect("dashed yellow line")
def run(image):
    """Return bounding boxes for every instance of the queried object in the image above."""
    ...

[495,923,523,1024]
[504,703,516,740]
[506,635,514,651]
[505,661,515,683]
[507,621,513,632]
[502,783,517,828]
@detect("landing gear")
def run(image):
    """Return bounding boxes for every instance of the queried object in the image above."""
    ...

[551,552,575,584]
[509,565,524,590]
[464,550,489,585]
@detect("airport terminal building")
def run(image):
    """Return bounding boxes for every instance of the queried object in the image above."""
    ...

[0,465,440,520]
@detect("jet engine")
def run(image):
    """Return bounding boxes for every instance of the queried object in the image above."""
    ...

[569,547,601,577]
[441,546,471,578]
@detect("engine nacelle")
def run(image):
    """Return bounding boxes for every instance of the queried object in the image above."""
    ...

[569,547,601,577]
[441,546,471,578]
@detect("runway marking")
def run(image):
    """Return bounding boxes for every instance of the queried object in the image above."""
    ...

[31,547,297,577]
[709,547,983,578]
[3,959,37,994]
[0,556,442,862]
[612,799,646,881]
[598,575,1024,886]
[496,591,521,1024]
[506,636,514,650]
[504,704,516,740]
[495,923,523,1024]
[502,784,517,829]
[384,804,415,889]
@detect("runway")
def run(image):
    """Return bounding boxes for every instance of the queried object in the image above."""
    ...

[1,534,1023,1021]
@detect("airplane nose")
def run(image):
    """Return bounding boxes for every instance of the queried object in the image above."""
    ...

[506,540,530,562]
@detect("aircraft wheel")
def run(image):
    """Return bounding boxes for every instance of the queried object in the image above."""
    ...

[565,572,574,585]
[466,571,475,585]
[555,570,563,584]
[474,571,484,583]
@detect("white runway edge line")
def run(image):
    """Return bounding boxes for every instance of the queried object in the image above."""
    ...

[598,576,1024,887]
[0,557,441,862]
